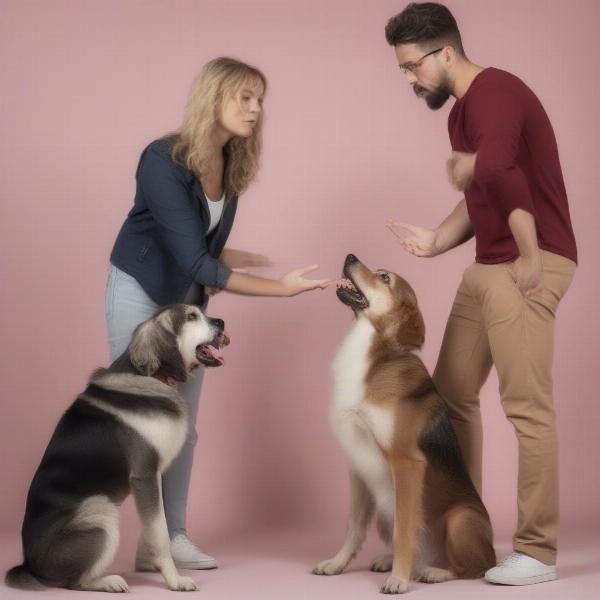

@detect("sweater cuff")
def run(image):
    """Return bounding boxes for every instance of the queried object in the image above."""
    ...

[214,263,233,289]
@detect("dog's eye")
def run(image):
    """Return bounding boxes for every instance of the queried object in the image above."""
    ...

[378,273,390,284]
[188,313,198,321]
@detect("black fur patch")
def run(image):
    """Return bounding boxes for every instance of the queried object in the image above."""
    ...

[84,383,181,418]
[17,399,161,587]
[418,408,474,487]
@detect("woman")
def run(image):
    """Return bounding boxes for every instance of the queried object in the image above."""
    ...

[105,57,329,571]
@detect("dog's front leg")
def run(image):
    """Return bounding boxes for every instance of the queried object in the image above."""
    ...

[313,470,374,575]
[130,474,197,591]
[381,456,426,594]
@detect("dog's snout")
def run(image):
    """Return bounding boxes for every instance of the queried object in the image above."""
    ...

[345,254,358,265]
[211,318,225,331]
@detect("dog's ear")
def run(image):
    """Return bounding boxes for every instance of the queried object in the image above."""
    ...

[128,320,165,376]
[398,301,425,349]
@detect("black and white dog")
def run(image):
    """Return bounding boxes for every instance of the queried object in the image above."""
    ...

[5,304,229,592]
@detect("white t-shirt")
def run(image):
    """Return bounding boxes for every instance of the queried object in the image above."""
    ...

[183,191,225,304]
[206,192,225,234]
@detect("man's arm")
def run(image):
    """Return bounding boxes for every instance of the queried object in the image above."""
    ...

[388,198,473,257]
[469,87,535,218]
[456,85,542,294]
[507,208,543,296]
[435,198,474,252]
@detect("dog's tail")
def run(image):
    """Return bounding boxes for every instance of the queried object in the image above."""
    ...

[5,564,45,590]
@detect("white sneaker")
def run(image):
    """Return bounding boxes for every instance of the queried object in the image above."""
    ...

[135,534,218,571]
[485,552,556,585]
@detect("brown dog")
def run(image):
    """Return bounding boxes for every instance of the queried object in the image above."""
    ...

[313,254,495,594]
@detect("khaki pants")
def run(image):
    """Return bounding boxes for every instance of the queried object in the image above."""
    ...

[433,250,576,565]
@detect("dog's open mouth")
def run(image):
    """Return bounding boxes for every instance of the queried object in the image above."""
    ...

[196,331,230,367]
[336,271,369,310]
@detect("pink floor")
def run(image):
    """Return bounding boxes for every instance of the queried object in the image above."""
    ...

[1,526,598,599]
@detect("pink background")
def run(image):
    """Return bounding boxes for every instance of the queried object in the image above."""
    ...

[1,0,598,596]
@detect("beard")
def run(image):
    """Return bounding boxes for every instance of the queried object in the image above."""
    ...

[413,76,451,110]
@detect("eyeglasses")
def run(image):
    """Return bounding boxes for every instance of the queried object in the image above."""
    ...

[398,47,444,75]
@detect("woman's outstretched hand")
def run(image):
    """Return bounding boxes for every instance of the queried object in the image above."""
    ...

[387,220,442,257]
[279,264,331,296]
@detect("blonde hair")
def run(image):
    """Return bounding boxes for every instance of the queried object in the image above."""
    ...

[169,57,267,196]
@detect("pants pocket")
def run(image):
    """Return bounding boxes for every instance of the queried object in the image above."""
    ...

[530,268,575,317]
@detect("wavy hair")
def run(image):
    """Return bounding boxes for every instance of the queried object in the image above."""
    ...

[169,57,267,196]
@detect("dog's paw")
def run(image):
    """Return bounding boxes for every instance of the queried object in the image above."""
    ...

[84,574,129,593]
[370,554,393,572]
[312,559,347,576]
[168,575,198,592]
[414,566,455,583]
[380,574,409,594]
[105,575,129,593]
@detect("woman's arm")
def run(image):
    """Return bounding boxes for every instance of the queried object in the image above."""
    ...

[140,148,329,297]
[224,264,330,297]
[220,248,272,269]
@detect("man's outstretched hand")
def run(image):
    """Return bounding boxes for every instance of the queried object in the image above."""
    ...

[387,221,442,257]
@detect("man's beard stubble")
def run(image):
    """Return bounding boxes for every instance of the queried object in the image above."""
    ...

[413,77,451,110]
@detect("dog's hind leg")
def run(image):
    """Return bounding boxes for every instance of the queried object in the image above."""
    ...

[414,565,456,583]
[444,504,496,579]
[130,473,197,591]
[45,496,125,592]
[313,470,374,576]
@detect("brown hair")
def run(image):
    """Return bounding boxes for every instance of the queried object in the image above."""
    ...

[385,2,464,56]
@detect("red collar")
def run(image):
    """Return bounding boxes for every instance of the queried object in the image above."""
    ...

[155,373,176,387]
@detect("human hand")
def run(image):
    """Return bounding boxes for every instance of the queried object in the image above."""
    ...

[279,264,331,297]
[447,151,476,192]
[507,253,543,297]
[387,221,442,257]
[221,248,273,270]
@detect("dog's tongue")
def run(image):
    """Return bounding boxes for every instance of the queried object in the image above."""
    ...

[205,344,225,365]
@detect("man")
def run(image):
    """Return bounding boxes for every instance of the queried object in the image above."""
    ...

[384,2,577,586]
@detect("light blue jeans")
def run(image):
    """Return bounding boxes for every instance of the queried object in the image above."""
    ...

[104,262,205,537]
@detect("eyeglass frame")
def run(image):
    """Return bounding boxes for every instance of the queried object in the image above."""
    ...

[398,47,444,75]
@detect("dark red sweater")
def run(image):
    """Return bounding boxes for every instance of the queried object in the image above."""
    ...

[448,68,577,264]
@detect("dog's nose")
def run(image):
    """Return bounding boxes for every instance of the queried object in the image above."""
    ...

[211,318,225,330]
[346,254,358,264]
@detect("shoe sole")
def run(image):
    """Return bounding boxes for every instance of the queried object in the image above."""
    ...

[485,572,557,586]
[174,560,218,570]
[135,561,218,572]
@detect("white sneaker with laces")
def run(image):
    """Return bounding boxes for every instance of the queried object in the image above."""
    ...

[485,552,556,585]
[135,534,218,571]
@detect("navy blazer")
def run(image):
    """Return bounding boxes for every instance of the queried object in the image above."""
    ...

[110,138,238,306]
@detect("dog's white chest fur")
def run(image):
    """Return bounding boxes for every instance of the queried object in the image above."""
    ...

[86,374,188,473]
[330,319,394,517]
[113,411,187,473]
